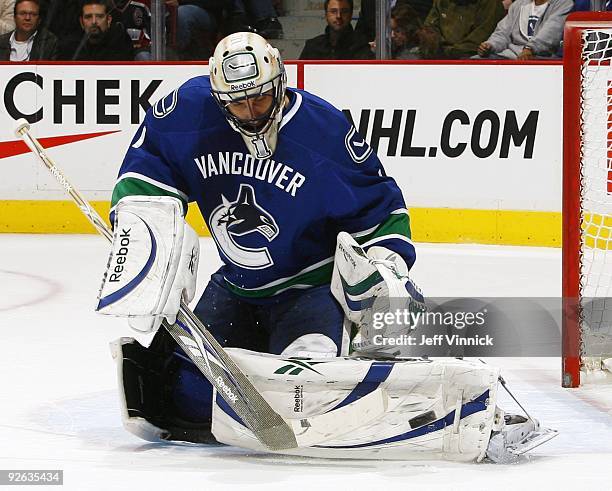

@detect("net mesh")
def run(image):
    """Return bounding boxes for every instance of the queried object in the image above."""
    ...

[579,29,612,370]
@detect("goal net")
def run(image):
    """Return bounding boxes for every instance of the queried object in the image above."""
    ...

[563,13,612,387]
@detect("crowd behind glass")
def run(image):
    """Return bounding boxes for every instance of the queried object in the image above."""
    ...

[0,0,598,62]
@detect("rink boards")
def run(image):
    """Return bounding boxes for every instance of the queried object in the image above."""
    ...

[0,61,565,246]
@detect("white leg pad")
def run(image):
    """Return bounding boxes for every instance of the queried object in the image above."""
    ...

[211,348,501,461]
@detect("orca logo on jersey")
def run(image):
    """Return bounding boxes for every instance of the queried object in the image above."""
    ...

[345,126,372,164]
[222,53,259,83]
[209,184,279,269]
[152,89,178,119]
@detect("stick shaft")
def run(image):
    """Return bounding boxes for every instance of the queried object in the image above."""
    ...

[18,129,113,241]
[16,125,297,451]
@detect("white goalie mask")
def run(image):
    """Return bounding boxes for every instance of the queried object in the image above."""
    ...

[209,32,287,159]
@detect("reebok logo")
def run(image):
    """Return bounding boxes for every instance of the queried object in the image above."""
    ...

[294,385,303,413]
[109,228,131,282]
[338,241,357,269]
[274,359,324,376]
[188,247,197,275]
[0,131,119,161]
[216,376,238,403]
[230,80,256,91]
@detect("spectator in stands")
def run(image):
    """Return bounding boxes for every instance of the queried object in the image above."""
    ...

[108,0,154,60]
[175,0,230,60]
[390,4,422,58]
[0,0,15,35]
[0,0,58,60]
[477,0,572,59]
[73,0,134,60]
[418,0,504,58]
[300,0,374,59]
[478,0,574,60]
[108,0,179,60]
[232,0,283,39]
[356,0,431,42]
[45,0,83,60]
[573,0,608,9]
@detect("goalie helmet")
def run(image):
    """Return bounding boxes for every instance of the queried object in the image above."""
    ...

[209,32,287,159]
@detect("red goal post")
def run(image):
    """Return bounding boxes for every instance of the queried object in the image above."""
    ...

[563,13,612,387]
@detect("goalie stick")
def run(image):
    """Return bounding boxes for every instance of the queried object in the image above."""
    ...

[14,118,387,451]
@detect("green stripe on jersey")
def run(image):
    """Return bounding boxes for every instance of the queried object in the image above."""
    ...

[225,213,411,299]
[111,177,188,213]
[355,212,411,245]
[224,261,334,298]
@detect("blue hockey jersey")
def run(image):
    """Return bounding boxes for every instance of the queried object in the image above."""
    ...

[112,76,415,300]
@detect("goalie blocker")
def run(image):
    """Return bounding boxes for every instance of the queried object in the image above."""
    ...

[96,196,200,332]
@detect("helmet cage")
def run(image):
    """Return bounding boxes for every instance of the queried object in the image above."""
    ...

[211,70,285,138]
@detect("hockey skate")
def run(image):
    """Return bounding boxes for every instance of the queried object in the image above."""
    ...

[486,410,559,463]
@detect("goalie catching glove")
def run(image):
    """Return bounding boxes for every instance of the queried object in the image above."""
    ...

[96,196,199,333]
[331,231,425,356]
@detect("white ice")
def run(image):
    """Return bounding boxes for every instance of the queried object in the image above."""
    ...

[1,235,612,491]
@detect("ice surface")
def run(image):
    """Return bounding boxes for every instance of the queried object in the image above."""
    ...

[1,235,611,490]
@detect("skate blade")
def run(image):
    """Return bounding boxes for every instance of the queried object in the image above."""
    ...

[508,427,559,456]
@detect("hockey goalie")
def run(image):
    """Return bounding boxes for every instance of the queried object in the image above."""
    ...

[96,32,557,462]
